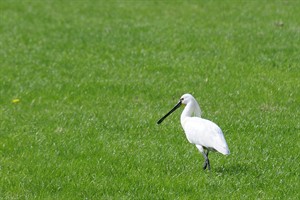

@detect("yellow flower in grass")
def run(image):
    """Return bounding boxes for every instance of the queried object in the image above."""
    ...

[12,99,20,104]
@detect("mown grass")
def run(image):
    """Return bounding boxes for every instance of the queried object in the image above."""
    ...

[0,0,299,199]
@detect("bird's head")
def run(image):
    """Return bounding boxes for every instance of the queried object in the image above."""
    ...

[157,93,196,124]
[179,93,194,105]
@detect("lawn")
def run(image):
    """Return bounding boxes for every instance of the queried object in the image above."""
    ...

[0,0,299,199]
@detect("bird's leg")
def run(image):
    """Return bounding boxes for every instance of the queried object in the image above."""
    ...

[196,145,210,170]
[202,150,210,170]
[206,151,210,170]
[203,160,208,170]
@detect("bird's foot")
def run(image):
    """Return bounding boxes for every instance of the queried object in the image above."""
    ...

[203,159,210,170]
[203,162,207,170]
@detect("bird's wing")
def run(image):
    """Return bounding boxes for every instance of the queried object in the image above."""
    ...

[183,117,230,155]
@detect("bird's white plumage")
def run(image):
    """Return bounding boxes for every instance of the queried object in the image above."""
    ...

[179,94,230,155]
[182,117,229,155]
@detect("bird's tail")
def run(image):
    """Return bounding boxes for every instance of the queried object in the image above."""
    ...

[218,146,230,155]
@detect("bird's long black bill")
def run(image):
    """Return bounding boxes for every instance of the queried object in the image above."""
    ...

[157,101,182,124]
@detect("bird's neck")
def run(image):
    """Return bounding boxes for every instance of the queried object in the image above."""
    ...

[180,100,201,125]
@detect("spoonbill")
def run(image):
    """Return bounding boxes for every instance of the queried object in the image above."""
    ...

[157,94,230,170]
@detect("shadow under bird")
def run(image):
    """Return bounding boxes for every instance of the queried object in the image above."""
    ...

[157,94,230,170]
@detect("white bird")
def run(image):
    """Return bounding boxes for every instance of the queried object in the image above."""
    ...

[157,93,230,170]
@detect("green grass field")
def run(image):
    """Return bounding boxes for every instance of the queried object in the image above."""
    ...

[1,0,299,199]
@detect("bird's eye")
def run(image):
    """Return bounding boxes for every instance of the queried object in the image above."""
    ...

[180,98,184,101]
